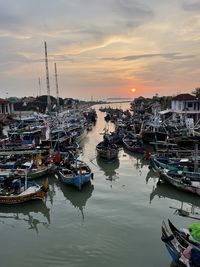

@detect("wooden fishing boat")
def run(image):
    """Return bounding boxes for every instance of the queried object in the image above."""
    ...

[158,169,200,196]
[161,220,200,266]
[168,220,200,246]
[0,177,49,204]
[58,159,93,191]
[0,156,54,180]
[161,221,184,264]
[122,133,144,154]
[96,141,119,160]
[27,165,54,180]
[150,154,200,173]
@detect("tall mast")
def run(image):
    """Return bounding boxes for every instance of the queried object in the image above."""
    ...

[38,77,41,96]
[44,41,51,113]
[54,62,60,113]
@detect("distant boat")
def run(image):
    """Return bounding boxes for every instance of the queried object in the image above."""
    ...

[58,159,93,191]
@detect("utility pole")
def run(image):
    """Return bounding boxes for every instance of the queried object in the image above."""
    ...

[44,41,51,113]
[54,62,60,113]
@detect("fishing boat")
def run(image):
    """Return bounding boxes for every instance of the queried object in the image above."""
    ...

[27,165,54,180]
[140,108,168,143]
[168,220,200,245]
[122,133,144,154]
[96,141,119,160]
[161,220,200,266]
[158,169,200,196]
[0,176,49,204]
[58,159,93,191]
[161,220,185,264]
[150,154,200,173]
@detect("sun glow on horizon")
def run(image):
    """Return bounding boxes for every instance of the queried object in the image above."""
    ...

[131,88,136,92]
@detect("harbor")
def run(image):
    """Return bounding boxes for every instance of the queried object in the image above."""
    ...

[0,102,199,267]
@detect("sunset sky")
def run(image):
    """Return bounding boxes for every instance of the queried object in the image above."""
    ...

[0,0,200,100]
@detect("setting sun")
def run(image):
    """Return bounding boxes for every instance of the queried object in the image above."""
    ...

[131,88,136,92]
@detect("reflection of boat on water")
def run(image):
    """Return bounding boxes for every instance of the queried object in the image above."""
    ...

[123,147,149,166]
[150,182,200,220]
[145,168,159,184]
[57,179,94,220]
[0,201,50,233]
[123,147,149,175]
[150,182,200,206]
[96,157,120,181]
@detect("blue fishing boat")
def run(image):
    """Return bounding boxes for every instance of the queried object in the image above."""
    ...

[58,159,93,191]
[161,220,200,267]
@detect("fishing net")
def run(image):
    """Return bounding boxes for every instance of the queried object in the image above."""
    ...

[188,223,200,242]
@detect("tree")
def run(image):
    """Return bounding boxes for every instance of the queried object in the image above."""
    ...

[192,88,200,97]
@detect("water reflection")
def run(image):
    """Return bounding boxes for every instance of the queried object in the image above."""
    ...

[57,179,94,220]
[96,156,120,181]
[123,148,149,176]
[145,168,159,184]
[0,201,50,233]
[150,182,200,220]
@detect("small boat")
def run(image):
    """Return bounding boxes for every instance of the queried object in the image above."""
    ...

[96,141,119,160]
[158,169,200,196]
[0,177,49,204]
[27,165,54,180]
[122,133,144,154]
[168,219,200,246]
[150,154,200,173]
[58,159,93,191]
[161,221,184,264]
[161,220,200,266]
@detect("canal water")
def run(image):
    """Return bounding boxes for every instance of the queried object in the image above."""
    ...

[0,102,200,267]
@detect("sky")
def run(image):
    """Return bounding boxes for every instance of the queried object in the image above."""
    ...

[0,0,200,100]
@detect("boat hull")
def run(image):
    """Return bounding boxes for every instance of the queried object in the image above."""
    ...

[58,171,92,190]
[0,178,48,205]
[159,170,200,196]
[96,148,119,160]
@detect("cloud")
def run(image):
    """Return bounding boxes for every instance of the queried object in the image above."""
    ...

[102,53,195,61]
[182,1,200,12]
[112,0,154,20]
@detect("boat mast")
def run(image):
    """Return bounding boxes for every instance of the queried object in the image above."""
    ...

[38,77,41,97]
[44,41,51,114]
[54,62,60,113]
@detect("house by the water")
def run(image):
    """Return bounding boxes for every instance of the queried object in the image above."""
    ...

[160,93,200,125]
[0,98,14,114]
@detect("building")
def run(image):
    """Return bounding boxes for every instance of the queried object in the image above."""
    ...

[171,93,200,123]
[0,98,14,114]
[159,93,200,125]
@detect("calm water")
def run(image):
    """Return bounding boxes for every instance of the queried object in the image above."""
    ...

[0,103,200,267]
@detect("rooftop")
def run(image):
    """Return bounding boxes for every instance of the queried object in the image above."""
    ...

[172,94,196,101]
